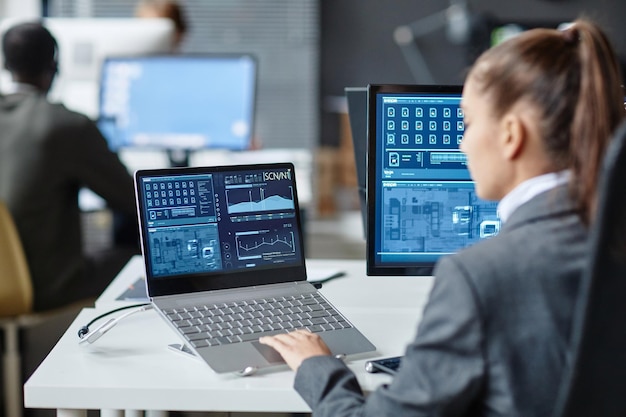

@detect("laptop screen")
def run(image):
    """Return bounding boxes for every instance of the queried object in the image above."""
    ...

[366,84,501,276]
[135,163,306,296]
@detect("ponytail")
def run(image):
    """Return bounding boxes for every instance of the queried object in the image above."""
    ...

[563,19,624,224]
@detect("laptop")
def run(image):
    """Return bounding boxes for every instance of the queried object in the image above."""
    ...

[134,162,376,374]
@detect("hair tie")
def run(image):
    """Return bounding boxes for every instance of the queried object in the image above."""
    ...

[559,24,579,45]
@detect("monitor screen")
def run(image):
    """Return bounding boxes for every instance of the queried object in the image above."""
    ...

[366,84,500,276]
[97,54,257,152]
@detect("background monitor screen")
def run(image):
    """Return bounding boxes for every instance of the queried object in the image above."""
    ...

[97,54,257,152]
[366,84,500,276]
[0,18,175,119]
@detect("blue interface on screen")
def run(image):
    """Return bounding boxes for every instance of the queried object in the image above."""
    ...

[139,167,301,278]
[371,90,501,267]
[98,55,256,151]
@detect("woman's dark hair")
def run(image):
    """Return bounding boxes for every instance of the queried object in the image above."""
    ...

[136,0,188,49]
[468,18,625,225]
[2,22,57,78]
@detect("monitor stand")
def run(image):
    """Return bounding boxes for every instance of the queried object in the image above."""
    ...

[167,149,190,167]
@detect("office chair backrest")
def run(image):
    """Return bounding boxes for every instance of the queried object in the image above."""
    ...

[0,200,33,316]
[553,120,626,417]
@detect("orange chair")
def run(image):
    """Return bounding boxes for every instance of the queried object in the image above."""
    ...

[0,200,91,417]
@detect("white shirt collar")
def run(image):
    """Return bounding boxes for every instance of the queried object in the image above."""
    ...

[3,81,40,94]
[497,170,570,224]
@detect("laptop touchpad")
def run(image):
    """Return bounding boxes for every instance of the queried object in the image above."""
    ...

[252,342,285,364]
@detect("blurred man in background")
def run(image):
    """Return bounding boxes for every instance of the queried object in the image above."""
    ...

[0,22,139,311]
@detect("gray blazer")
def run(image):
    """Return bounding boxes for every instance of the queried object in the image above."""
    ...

[0,92,136,311]
[294,185,587,417]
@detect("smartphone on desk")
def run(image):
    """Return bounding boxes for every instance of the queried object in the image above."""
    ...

[365,356,402,375]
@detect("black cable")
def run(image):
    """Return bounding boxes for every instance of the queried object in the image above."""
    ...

[77,303,150,339]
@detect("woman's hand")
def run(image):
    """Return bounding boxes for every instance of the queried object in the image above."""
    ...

[259,329,331,371]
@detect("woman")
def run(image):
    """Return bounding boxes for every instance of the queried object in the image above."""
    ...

[260,18,625,416]
[135,0,188,51]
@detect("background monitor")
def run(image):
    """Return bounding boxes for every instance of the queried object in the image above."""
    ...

[366,84,500,276]
[344,86,368,238]
[97,54,257,154]
[0,18,176,119]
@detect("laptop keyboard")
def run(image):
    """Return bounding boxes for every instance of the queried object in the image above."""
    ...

[163,292,353,349]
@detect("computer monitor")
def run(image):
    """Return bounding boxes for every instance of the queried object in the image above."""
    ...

[366,84,500,276]
[97,54,257,155]
[0,18,176,119]
[344,87,368,238]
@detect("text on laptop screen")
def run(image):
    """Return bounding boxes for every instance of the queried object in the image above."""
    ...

[366,85,501,276]
[98,54,257,151]
[138,165,302,279]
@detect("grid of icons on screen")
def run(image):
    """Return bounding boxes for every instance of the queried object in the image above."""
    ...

[384,104,464,148]
[144,180,198,208]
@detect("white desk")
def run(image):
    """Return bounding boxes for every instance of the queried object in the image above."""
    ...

[24,257,434,416]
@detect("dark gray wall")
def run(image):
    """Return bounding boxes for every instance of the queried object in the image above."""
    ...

[320,0,626,146]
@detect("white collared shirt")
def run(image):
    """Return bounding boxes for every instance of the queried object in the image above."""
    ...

[497,170,571,224]
[4,81,39,94]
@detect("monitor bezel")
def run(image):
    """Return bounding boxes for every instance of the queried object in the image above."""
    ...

[366,84,465,276]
